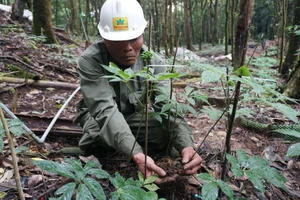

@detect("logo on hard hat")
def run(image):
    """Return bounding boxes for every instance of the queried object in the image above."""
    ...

[113,17,128,31]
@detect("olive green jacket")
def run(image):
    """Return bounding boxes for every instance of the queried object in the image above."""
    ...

[75,41,194,157]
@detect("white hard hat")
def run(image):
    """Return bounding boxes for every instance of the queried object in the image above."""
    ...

[98,0,147,41]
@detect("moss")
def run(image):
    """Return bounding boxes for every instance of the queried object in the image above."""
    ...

[7,64,36,79]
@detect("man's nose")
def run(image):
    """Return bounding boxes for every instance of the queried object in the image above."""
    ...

[121,41,133,52]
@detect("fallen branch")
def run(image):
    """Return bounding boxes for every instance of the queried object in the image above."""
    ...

[0,77,79,90]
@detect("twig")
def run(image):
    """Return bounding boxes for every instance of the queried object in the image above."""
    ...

[166,32,182,154]
[0,107,25,200]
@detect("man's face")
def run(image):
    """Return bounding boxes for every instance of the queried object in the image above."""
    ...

[104,35,144,67]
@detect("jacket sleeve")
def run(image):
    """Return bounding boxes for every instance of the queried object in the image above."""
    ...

[78,55,143,157]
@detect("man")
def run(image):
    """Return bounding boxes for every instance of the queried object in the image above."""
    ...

[75,0,202,183]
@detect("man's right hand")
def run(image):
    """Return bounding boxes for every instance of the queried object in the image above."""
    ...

[133,153,172,184]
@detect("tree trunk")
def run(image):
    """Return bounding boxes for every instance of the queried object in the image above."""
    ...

[168,0,174,55]
[33,0,58,44]
[283,0,300,75]
[279,0,287,74]
[184,0,193,50]
[284,61,300,99]
[225,0,229,54]
[69,0,80,34]
[163,0,169,57]
[233,0,254,69]
[213,0,219,45]
[10,0,26,23]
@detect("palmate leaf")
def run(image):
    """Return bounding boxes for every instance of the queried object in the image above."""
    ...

[236,149,249,167]
[226,154,243,178]
[201,70,223,84]
[196,173,216,182]
[76,183,94,200]
[0,119,26,136]
[254,167,287,190]
[247,156,269,169]
[202,182,218,200]
[83,178,106,200]
[245,170,265,194]
[64,158,86,181]
[87,168,110,179]
[286,143,300,157]
[216,180,234,200]
[117,185,147,200]
[32,160,76,180]
[109,172,126,189]
[53,182,76,200]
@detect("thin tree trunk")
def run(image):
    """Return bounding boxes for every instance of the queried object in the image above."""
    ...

[279,0,287,74]
[168,0,174,55]
[184,0,193,50]
[225,0,229,54]
[233,0,254,69]
[11,0,26,23]
[33,0,58,44]
[163,0,169,57]
[284,61,300,99]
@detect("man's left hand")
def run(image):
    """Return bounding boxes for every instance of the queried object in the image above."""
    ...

[181,147,202,175]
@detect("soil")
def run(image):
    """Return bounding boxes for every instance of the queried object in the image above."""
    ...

[1,9,300,200]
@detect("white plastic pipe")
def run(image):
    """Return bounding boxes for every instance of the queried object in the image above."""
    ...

[1,87,80,143]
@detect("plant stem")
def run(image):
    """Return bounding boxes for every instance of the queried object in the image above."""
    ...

[0,107,25,200]
[166,32,182,155]
[221,80,241,181]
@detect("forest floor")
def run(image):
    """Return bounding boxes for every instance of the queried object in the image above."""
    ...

[1,9,300,200]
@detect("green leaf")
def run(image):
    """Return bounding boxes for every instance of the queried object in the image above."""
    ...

[117,185,146,200]
[0,140,3,153]
[196,173,216,182]
[267,103,299,123]
[255,167,287,190]
[226,154,238,165]
[236,149,249,167]
[84,160,101,171]
[145,191,159,200]
[83,178,106,200]
[144,175,158,185]
[33,160,76,180]
[247,156,269,169]
[125,177,143,187]
[101,64,120,74]
[76,183,94,200]
[15,146,29,154]
[184,86,194,95]
[216,180,234,199]
[286,143,300,157]
[234,66,251,77]
[138,171,144,182]
[161,103,173,113]
[201,70,223,84]
[202,182,218,200]
[272,129,300,140]
[54,182,76,200]
[110,173,126,189]
[154,72,180,81]
[226,154,243,178]
[87,168,110,179]
[143,183,160,192]
[65,158,86,181]
[245,170,265,193]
